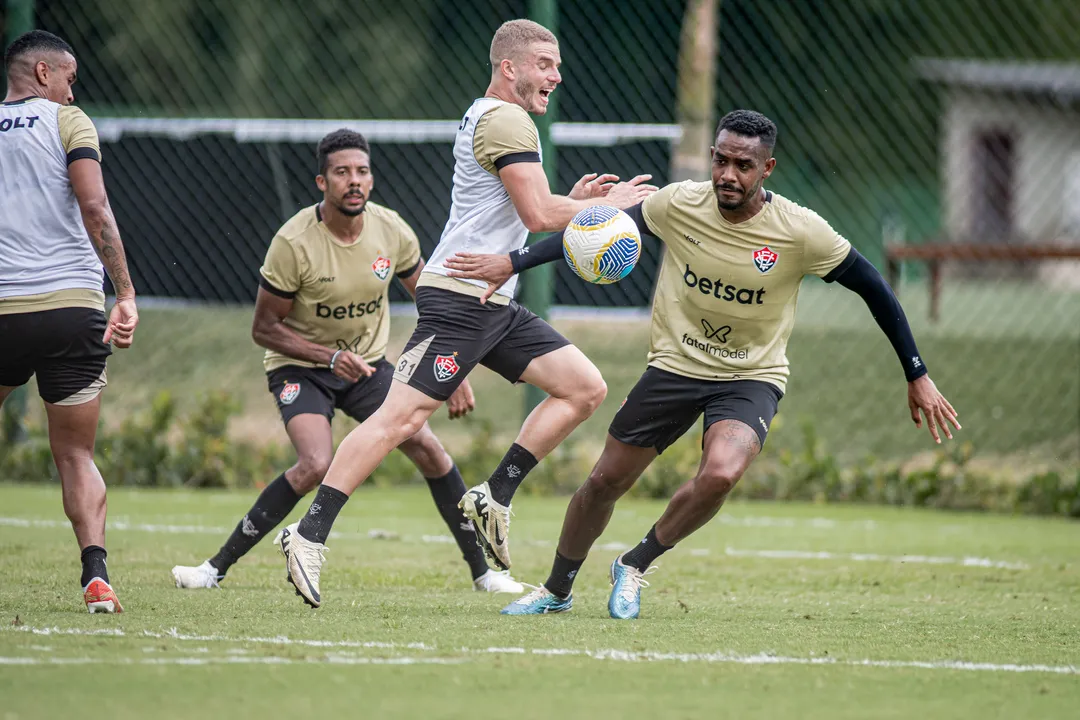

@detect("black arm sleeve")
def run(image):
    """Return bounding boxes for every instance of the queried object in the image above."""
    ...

[509,202,660,273]
[829,248,928,382]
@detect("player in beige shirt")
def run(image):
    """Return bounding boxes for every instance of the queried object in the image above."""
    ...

[1,31,138,614]
[170,130,522,596]
[446,110,960,618]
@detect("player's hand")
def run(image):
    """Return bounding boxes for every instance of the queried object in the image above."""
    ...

[907,375,961,444]
[332,351,376,383]
[446,378,476,420]
[603,174,658,209]
[444,252,514,305]
[103,296,138,349]
[568,172,620,201]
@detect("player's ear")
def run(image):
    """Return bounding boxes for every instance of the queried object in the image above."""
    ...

[315,175,328,192]
[34,60,50,86]
[762,156,777,179]
[500,58,516,81]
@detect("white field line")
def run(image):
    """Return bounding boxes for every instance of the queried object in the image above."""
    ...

[0,655,462,666]
[4,625,1076,676]
[0,516,1028,571]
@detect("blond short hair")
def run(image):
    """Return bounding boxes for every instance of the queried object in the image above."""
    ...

[489,19,558,68]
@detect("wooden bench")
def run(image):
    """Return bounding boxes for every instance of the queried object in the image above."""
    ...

[884,243,1080,321]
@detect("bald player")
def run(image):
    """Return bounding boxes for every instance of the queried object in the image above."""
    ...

[279,19,655,609]
[0,30,138,613]
[445,109,960,618]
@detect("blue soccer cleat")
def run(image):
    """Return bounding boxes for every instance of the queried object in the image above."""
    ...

[500,586,573,615]
[608,555,657,620]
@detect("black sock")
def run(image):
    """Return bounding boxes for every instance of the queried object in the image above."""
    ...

[620,525,673,572]
[543,551,585,599]
[80,545,108,587]
[296,484,349,544]
[209,473,301,577]
[425,466,490,580]
[486,443,539,506]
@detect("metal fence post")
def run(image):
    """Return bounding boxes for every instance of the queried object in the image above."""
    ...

[521,0,558,418]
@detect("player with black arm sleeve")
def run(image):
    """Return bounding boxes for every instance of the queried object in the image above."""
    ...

[444,109,959,619]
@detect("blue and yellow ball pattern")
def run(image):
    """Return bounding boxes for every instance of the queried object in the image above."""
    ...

[562,206,642,285]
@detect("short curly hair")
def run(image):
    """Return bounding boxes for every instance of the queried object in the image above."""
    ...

[715,110,778,154]
[317,129,370,175]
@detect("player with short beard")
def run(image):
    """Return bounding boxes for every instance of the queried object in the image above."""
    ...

[444,110,960,618]
[278,19,658,609]
[170,130,522,596]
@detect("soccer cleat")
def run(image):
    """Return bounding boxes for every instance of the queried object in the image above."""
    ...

[83,577,123,614]
[458,481,512,570]
[473,569,525,594]
[282,522,327,608]
[608,555,657,620]
[171,560,222,589]
[500,586,572,615]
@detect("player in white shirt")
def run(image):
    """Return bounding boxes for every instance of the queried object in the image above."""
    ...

[0,31,138,613]
[280,19,655,608]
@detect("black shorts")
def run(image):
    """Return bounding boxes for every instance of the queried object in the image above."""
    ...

[0,307,111,405]
[392,286,571,401]
[608,366,783,453]
[267,359,394,427]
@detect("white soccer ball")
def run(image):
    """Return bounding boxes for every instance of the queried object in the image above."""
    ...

[562,206,642,285]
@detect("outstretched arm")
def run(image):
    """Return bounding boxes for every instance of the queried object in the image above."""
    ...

[443,202,660,303]
[826,249,960,443]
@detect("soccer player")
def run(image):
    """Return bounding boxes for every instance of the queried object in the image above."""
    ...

[444,110,961,618]
[170,129,523,595]
[279,19,656,608]
[0,31,139,613]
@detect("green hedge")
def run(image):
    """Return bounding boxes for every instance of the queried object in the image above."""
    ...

[2,392,1077,518]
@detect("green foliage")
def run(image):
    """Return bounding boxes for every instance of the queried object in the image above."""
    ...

[3,395,1077,518]
[0,391,288,488]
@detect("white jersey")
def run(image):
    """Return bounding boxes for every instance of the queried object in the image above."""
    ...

[0,97,104,314]
[420,97,541,304]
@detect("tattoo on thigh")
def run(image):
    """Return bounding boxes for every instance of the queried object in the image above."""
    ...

[716,420,761,456]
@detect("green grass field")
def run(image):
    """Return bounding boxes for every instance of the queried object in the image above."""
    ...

[0,484,1077,718]
[15,279,1077,466]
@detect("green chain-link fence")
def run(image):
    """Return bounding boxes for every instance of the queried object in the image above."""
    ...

[3,0,1078,463]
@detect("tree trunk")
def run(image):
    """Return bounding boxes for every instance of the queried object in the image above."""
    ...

[670,0,719,183]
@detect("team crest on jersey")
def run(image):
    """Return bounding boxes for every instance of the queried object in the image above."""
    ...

[752,246,778,274]
[372,256,392,281]
[279,382,301,405]
[433,353,460,382]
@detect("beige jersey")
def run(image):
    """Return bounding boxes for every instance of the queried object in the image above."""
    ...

[419,98,541,305]
[259,202,422,372]
[0,98,105,315]
[642,181,851,392]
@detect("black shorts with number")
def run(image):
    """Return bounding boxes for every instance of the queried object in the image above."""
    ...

[392,286,571,401]
[0,307,111,404]
[609,366,783,453]
[267,359,394,426]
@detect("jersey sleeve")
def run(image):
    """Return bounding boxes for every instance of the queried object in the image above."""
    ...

[640,182,682,244]
[57,106,101,164]
[395,216,423,279]
[473,103,541,174]
[802,211,853,278]
[259,235,302,298]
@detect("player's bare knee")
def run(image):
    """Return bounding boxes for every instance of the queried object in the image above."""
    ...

[292,455,332,492]
[694,463,743,503]
[574,373,607,416]
[585,463,633,500]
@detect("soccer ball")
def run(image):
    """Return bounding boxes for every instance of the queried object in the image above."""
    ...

[562,206,642,285]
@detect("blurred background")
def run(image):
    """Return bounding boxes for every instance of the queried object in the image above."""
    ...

[2,0,1078,506]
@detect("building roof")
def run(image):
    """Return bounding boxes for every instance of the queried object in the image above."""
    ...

[913,58,1080,101]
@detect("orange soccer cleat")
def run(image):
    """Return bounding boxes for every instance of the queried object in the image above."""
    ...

[83,577,124,614]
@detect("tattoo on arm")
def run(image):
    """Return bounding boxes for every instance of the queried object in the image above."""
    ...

[89,206,134,296]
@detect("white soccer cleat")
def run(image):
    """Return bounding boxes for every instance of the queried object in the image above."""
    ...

[473,569,525,594]
[283,522,327,608]
[171,560,221,589]
[458,482,512,570]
